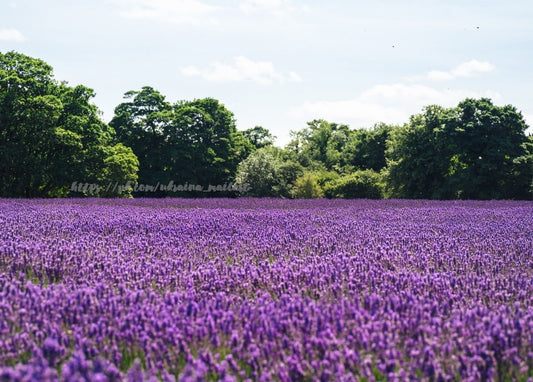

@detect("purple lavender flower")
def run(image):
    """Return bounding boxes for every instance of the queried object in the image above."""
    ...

[0,198,531,380]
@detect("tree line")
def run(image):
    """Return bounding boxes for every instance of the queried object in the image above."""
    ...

[1,51,532,199]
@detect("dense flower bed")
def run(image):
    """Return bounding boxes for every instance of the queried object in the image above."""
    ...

[0,198,532,381]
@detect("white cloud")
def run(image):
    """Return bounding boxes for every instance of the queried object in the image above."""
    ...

[410,60,495,82]
[181,56,302,85]
[112,0,219,25]
[290,83,502,128]
[451,60,495,77]
[360,83,501,107]
[0,28,26,42]
[290,99,408,128]
[426,70,454,81]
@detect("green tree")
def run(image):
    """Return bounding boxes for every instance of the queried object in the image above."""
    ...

[98,143,139,197]
[0,51,138,197]
[110,86,171,194]
[286,119,350,171]
[276,160,304,197]
[183,98,253,186]
[344,123,394,172]
[386,105,451,199]
[386,99,532,199]
[313,170,341,189]
[234,147,282,197]
[323,170,384,199]
[111,90,253,196]
[291,172,324,199]
[243,126,276,149]
[442,98,531,199]
[325,126,351,171]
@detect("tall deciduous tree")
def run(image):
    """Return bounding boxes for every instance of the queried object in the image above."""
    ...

[286,119,350,171]
[442,98,531,199]
[111,86,171,192]
[0,51,138,197]
[386,99,532,199]
[111,89,253,195]
[343,123,394,172]
[234,148,281,197]
[234,146,303,197]
[243,126,276,149]
[386,105,452,199]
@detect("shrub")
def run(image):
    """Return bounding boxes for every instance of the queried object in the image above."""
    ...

[323,169,384,199]
[291,173,324,199]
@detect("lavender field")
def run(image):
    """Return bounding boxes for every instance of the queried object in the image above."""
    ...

[0,198,532,381]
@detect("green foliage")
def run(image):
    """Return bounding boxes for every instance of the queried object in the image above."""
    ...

[3,51,531,200]
[110,86,172,194]
[313,170,341,188]
[99,143,139,197]
[286,119,350,171]
[234,146,303,197]
[385,105,451,199]
[323,170,384,199]
[286,119,393,175]
[441,98,532,199]
[343,122,394,172]
[111,89,253,196]
[291,172,324,199]
[0,51,138,197]
[243,125,276,149]
[234,147,282,197]
[275,160,304,197]
[119,346,147,373]
[386,100,532,200]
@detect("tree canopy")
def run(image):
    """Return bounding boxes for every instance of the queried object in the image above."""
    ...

[2,51,531,200]
[243,126,276,149]
[110,87,253,196]
[386,99,532,199]
[0,51,138,197]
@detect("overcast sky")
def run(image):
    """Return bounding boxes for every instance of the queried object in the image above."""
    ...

[1,0,532,145]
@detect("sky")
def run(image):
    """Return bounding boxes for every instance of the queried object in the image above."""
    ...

[1,0,532,145]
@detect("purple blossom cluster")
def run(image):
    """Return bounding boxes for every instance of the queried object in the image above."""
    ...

[0,198,532,381]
